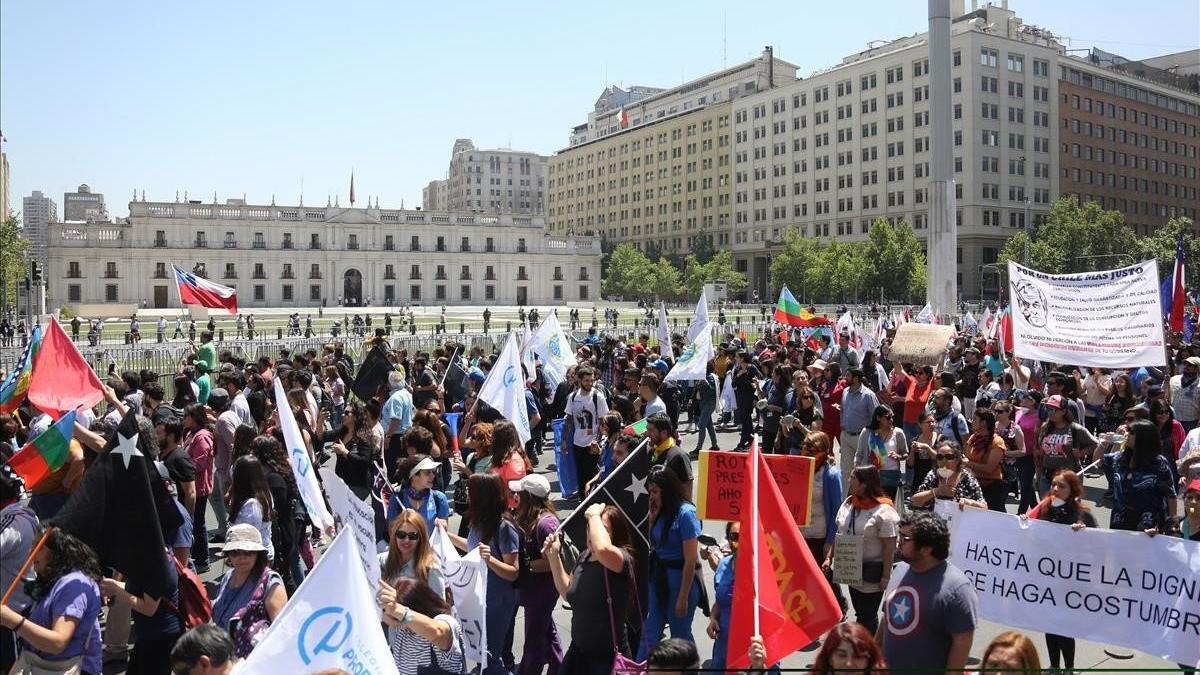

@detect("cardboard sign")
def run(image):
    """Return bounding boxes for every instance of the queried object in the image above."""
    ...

[889,323,955,367]
[831,534,865,585]
[696,451,814,524]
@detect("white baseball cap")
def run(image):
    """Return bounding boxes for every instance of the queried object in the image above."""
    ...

[408,456,441,479]
[508,474,552,499]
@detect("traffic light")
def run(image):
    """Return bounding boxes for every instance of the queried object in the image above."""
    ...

[30,261,43,284]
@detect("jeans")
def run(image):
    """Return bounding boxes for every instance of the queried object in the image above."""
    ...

[1015,456,1038,515]
[637,568,700,660]
[694,401,718,451]
[484,586,517,675]
[191,497,209,567]
[208,473,229,535]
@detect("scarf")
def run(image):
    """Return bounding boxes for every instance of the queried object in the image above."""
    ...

[866,432,888,469]
[850,494,894,511]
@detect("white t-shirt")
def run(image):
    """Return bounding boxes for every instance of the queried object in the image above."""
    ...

[565,388,608,447]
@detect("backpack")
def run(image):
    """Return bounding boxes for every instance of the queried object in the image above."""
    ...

[165,555,213,630]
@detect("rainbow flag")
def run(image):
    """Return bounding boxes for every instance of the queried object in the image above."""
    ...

[8,410,76,489]
[0,324,42,414]
[773,287,831,327]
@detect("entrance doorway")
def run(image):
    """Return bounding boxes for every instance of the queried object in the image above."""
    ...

[343,269,362,306]
[154,286,168,308]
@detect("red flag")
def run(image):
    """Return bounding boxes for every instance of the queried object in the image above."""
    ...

[727,440,842,669]
[27,318,105,415]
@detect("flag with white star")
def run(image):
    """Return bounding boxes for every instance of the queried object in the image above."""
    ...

[50,410,174,598]
[559,437,651,554]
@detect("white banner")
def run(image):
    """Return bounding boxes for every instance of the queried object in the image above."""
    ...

[657,303,670,347]
[234,530,399,675]
[528,312,577,391]
[320,467,382,603]
[430,527,488,666]
[479,332,532,444]
[664,322,715,383]
[273,378,335,530]
[1007,260,1167,368]
[687,294,709,344]
[948,508,1200,667]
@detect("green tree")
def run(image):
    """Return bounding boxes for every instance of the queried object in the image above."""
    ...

[682,249,748,297]
[862,218,927,303]
[809,240,868,303]
[1136,216,1198,285]
[648,257,681,300]
[601,243,652,299]
[998,196,1139,274]
[0,216,29,312]
[770,228,821,304]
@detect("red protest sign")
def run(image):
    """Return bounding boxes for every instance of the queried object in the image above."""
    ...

[696,450,814,525]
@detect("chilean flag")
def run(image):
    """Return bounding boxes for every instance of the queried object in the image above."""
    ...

[173,265,237,314]
[1166,232,1186,332]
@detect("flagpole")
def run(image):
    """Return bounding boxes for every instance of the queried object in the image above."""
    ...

[1,526,52,606]
[750,441,761,639]
[438,345,462,388]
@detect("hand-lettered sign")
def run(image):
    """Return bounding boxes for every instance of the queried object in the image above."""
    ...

[696,450,814,525]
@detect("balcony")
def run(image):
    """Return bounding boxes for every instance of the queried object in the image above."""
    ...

[153,269,168,279]
[460,272,472,281]
[435,245,447,252]
[434,272,448,280]
[104,271,119,279]
[409,273,422,280]
[384,242,395,251]
[347,242,359,251]
[553,272,564,281]
[310,272,323,280]
[384,271,396,280]
[67,270,83,279]
[485,271,497,281]
[282,241,294,249]
[252,241,266,249]
[309,242,322,250]
[194,240,208,248]
[517,245,528,253]
[253,271,266,279]
[460,244,471,252]
[223,272,238,280]
[223,240,238,249]
[282,271,295,279]
[579,272,590,281]
[485,245,496,253]
[517,272,529,281]
[411,244,422,252]
[154,238,167,248]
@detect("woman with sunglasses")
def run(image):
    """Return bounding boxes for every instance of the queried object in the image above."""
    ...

[911,440,986,510]
[1023,469,1094,672]
[855,405,907,501]
[1101,420,1177,533]
[321,401,376,501]
[380,509,445,597]
[389,454,450,535]
[210,524,287,658]
[992,400,1031,513]
[908,410,941,491]
[1149,399,1186,464]
[704,520,750,672]
[824,465,898,636]
[1035,395,1097,492]
[226,456,275,563]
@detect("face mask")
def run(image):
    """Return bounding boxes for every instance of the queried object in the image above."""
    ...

[937,467,954,479]
[1051,497,1066,507]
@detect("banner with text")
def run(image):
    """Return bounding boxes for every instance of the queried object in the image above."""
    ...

[1007,260,1166,368]
[320,468,381,604]
[696,450,814,525]
[949,508,1200,667]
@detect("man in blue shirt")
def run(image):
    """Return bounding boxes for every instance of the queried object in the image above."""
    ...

[380,371,413,473]
[838,367,880,487]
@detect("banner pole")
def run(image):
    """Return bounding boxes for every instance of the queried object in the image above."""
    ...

[1,526,52,607]
[438,345,462,388]
[750,441,761,639]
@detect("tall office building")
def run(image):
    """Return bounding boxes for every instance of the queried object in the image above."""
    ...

[422,179,447,211]
[442,139,547,215]
[22,190,57,269]
[0,149,10,222]
[63,183,108,222]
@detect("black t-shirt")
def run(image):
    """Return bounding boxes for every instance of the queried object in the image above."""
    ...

[412,369,436,408]
[126,556,182,638]
[159,446,196,501]
[733,365,761,399]
[566,550,632,659]
[653,445,693,484]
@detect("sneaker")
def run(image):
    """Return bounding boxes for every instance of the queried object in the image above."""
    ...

[688,449,700,460]
[194,562,211,575]
[708,446,720,452]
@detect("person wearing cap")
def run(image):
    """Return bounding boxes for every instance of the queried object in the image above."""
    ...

[210,524,287,658]
[1169,477,1200,541]
[389,454,450,535]
[1169,356,1200,432]
[510,474,563,675]
[1034,394,1097,492]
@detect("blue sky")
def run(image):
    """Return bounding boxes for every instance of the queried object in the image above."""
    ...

[2,1,1197,219]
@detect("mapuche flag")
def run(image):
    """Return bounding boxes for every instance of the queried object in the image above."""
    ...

[8,410,76,489]
[27,318,104,416]
[49,411,177,598]
[0,324,42,414]
[773,286,831,327]
[726,439,842,669]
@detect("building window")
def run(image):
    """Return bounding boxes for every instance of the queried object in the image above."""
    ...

[194,231,207,248]
[347,234,358,250]
[485,285,495,301]
[282,264,294,279]
[460,265,471,280]
[517,266,528,281]
[68,284,81,302]
[485,266,496,281]
[436,236,446,252]
[384,235,394,251]
[310,285,321,301]
[223,263,237,279]
[152,263,166,279]
[309,264,321,279]
[411,235,420,251]
[461,285,471,300]
[253,232,265,249]
[310,233,320,249]
[485,237,495,253]
[385,264,395,280]
[553,285,563,300]
[154,230,167,247]
[104,262,118,279]
[282,285,293,301]
[223,232,237,248]
[435,285,446,301]
[579,285,589,300]
[282,233,293,249]
[460,236,470,252]
[384,285,395,303]
[517,238,527,253]
[105,284,118,302]
[254,285,265,301]
[410,265,422,280]
[411,285,422,301]
[435,265,447,280]
[253,263,265,279]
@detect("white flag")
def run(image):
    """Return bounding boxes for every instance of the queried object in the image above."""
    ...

[521,316,537,384]
[664,322,715,383]
[962,311,978,335]
[233,530,398,675]
[915,303,934,324]
[430,528,488,666]
[687,294,710,344]
[836,311,863,350]
[656,303,671,348]
[528,312,577,390]
[273,378,334,530]
[478,332,531,444]
[980,307,994,338]
[319,468,382,603]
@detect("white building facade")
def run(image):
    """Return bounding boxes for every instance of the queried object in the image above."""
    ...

[46,198,600,310]
[729,3,1062,301]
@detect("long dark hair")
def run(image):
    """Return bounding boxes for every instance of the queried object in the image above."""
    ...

[466,473,510,544]
[173,374,197,408]
[514,490,556,536]
[183,403,210,432]
[390,577,451,620]
[1122,420,1165,470]
[249,434,298,498]
[648,466,685,541]
[228,455,274,522]
[33,529,103,600]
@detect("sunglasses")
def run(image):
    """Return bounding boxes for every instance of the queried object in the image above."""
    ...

[1050,482,1068,489]
[394,531,420,542]
[935,454,958,461]
[727,532,740,542]
[223,549,255,559]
